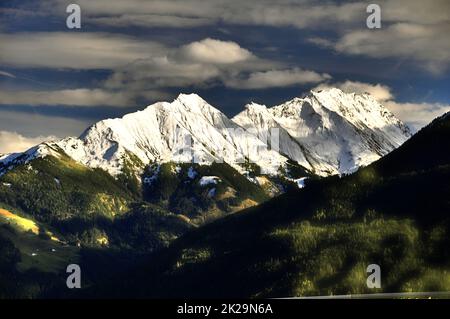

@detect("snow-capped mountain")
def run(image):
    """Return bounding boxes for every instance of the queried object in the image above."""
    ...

[1,94,289,177]
[1,89,411,178]
[233,88,412,176]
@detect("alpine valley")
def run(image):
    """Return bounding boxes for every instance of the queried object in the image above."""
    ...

[5,88,448,299]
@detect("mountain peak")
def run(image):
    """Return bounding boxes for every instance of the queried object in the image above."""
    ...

[170,93,225,117]
[311,87,345,95]
[175,93,207,105]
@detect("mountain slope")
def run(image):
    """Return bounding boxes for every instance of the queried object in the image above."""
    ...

[232,102,314,172]
[82,112,450,298]
[141,162,273,224]
[233,88,411,175]
[0,148,135,224]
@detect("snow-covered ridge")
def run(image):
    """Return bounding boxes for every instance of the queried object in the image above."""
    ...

[199,176,221,186]
[1,89,412,178]
[233,88,412,175]
[0,142,63,176]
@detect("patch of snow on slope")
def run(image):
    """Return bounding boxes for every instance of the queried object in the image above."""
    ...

[199,176,220,186]
[293,177,308,189]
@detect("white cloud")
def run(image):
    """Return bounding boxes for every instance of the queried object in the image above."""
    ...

[23,0,447,74]
[0,37,325,108]
[177,38,254,64]
[8,0,450,73]
[380,0,450,25]
[307,37,334,48]
[306,1,450,74]
[104,56,223,89]
[0,37,259,107]
[103,38,283,91]
[0,32,166,69]
[38,0,448,31]
[0,131,56,154]
[0,89,135,107]
[0,70,16,78]
[103,38,328,91]
[333,23,450,74]
[39,0,366,29]
[226,68,331,89]
[89,14,213,28]
[0,33,289,92]
[385,101,450,131]
[40,0,221,19]
[0,110,91,138]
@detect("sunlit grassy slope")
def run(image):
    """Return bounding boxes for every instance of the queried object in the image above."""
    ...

[0,208,39,235]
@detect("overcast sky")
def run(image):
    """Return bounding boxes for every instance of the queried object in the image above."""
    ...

[1,0,450,153]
